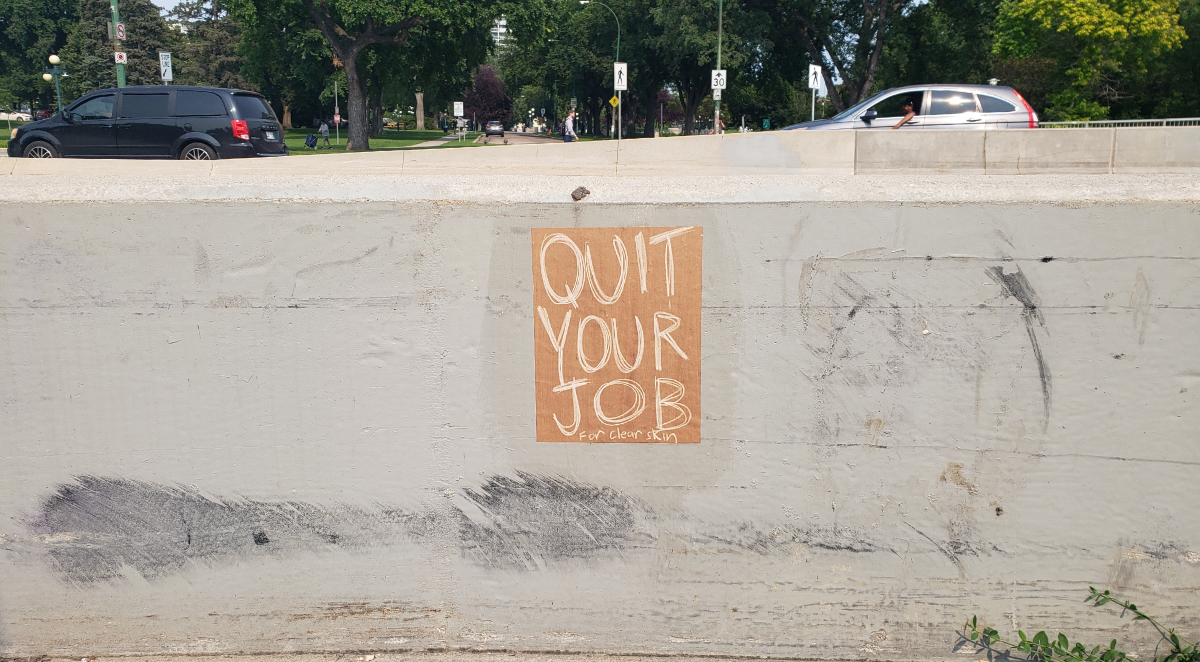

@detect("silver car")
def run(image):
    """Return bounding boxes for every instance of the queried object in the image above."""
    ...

[784,84,1038,130]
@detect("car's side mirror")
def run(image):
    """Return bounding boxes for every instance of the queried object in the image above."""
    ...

[861,110,878,122]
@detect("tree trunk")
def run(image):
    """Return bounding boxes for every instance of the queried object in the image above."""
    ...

[642,88,657,137]
[681,81,705,136]
[369,86,384,135]
[344,56,370,151]
[282,104,293,129]
[415,91,424,130]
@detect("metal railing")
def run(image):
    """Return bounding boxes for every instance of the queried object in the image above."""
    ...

[1040,117,1200,128]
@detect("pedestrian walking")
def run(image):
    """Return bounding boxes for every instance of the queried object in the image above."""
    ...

[563,111,578,143]
[319,120,330,148]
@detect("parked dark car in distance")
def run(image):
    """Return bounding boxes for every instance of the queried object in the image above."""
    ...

[8,85,289,159]
[485,121,505,137]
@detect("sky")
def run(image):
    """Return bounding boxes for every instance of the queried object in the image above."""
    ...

[151,0,179,12]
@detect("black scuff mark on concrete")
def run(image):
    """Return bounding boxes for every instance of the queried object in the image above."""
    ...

[24,474,898,582]
[905,522,965,576]
[24,476,428,584]
[987,265,1051,428]
[700,522,882,554]
[455,471,654,570]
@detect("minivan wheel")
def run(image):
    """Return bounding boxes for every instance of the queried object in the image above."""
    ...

[23,141,58,158]
[180,143,216,160]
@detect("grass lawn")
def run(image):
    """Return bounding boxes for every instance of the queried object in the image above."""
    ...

[283,127,484,154]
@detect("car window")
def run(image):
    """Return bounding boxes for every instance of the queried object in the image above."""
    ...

[233,95,276,120]
[120,93,169,118]
[176,90,227,117]
[929,90,977,115]
[868,93,922,117]
[978,94,1017,113]
[70,95,115,120]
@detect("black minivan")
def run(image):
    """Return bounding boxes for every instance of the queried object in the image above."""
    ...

[7,85,288,159]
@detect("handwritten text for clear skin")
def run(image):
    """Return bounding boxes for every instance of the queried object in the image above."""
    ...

[538,229,695,438]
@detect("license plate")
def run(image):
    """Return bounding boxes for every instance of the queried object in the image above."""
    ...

[265,131,277,140]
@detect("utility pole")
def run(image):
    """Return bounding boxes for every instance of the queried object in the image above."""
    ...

[714,0,722,134]
[110,0,126,87]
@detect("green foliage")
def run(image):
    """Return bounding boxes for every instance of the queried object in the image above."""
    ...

[963,588,1199,662]
[167,0,249,90]
[59,0,176,98]
[992,0,1187,119]
[877,0,1003,88]
[0,0,77,109]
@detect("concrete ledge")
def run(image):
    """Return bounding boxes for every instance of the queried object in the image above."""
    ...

[985,128,1113,174]
[1114,126,1200,173]
[1,173,1197,204]
[4,126,1198,178]
[856,130,985,174]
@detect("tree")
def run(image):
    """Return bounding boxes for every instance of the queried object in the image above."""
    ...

[232,0,335,128]
[59,0,176,99]
[745,0,914,113]
[0,0,77,111]
[464,64,512,123]
[166,0,250,91]
[992,0,1186,119]
[875,0,1003,89]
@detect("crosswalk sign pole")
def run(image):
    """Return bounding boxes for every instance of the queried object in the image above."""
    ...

[109,0,126,87]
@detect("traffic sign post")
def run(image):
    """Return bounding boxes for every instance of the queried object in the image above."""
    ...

[808,64,822,122]
[613,62,626,145]
[109,0,126,87]
[713,0,724,133]
[711,68,726,129]
[158,51,172,84]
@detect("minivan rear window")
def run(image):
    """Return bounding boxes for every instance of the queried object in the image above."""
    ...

[176,90,227,116]
[233,95,276,120]
[120,93,169,118]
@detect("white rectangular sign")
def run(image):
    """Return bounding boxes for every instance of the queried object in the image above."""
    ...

[115,22,126,40]
[159,52,173,81]
[453,101,464,117]
[614,62,627,91]
[114,51,127,64]
[711,69,726,90]
[712,88,722,100]
[808,64,822,90]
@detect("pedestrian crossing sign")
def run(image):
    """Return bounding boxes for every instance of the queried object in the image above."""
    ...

[609,95,619,108]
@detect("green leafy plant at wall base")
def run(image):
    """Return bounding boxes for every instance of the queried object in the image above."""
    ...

[962,587,1198,662]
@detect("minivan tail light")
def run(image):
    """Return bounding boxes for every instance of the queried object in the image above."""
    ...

[1013,91,1038,128]
[231,119,250,140]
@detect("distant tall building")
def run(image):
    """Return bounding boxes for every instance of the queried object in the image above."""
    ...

[492,16,510,51]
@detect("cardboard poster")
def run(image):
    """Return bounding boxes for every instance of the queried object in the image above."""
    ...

[532,227,703,443]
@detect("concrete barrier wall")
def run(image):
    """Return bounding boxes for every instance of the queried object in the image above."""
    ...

[5,126,1198,176]
[1,170,1198,658]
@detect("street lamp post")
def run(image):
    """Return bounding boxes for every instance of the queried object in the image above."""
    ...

[579,1,620,139]
[43,55,67,114]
